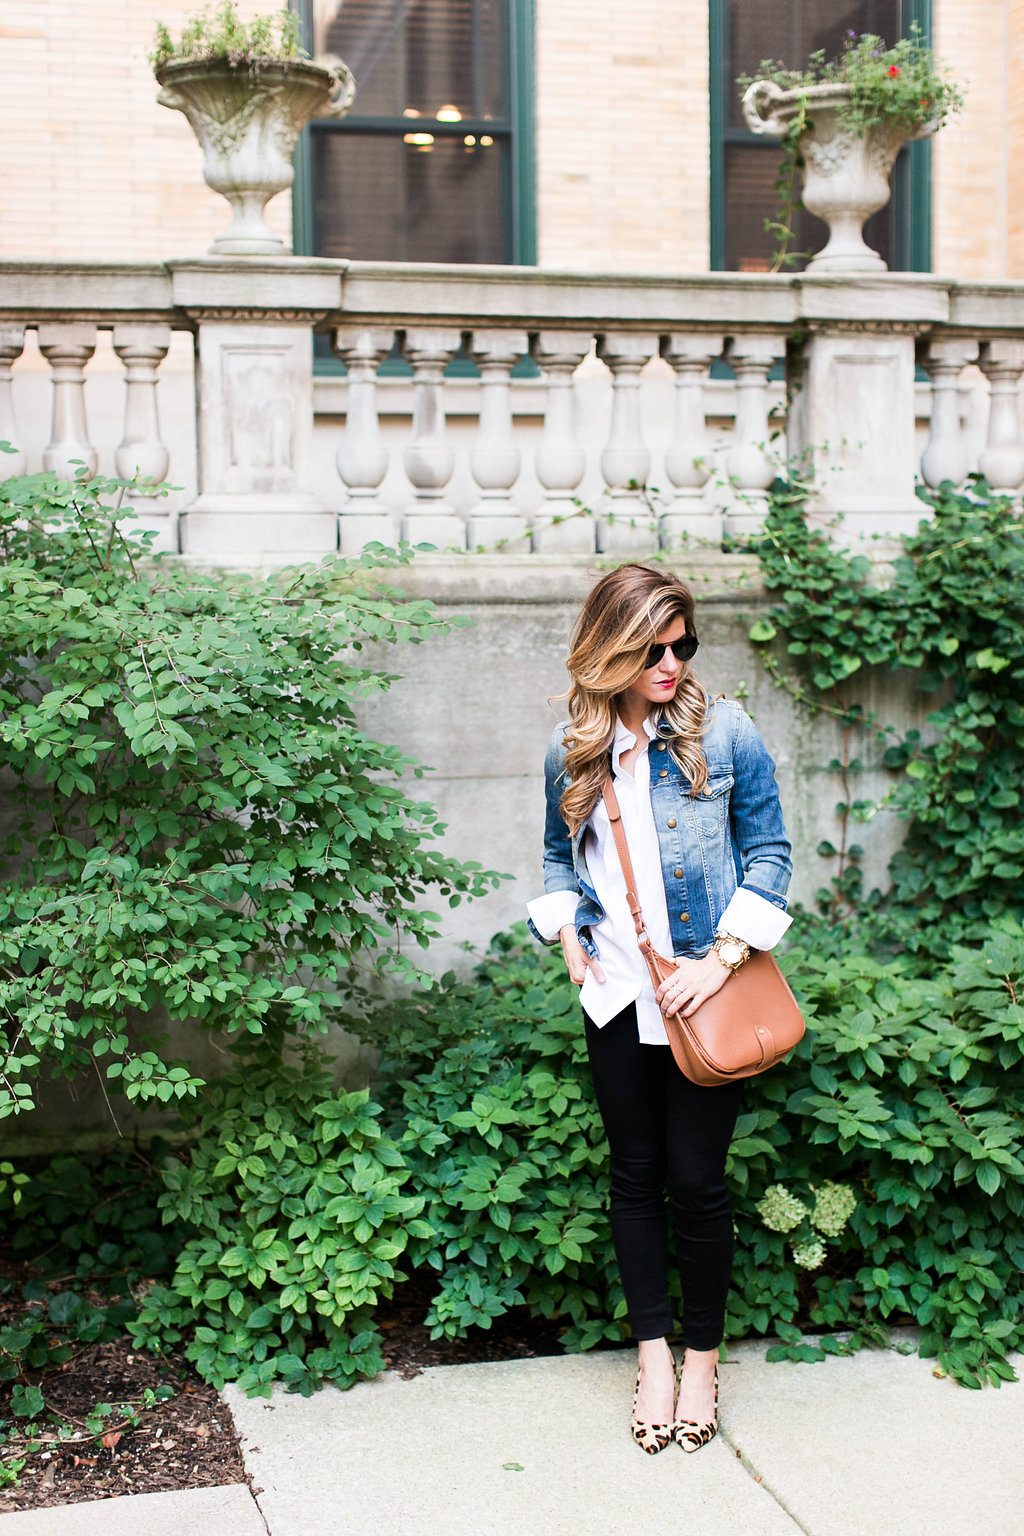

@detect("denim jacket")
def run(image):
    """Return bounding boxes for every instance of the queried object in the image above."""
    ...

[533,700,792,960]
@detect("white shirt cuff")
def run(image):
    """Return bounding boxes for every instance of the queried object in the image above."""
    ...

[526,890,579,942]
[717,887,792,950]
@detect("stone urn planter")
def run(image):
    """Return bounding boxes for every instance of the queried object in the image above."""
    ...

[742,80,933,273]
[156,55,355,256]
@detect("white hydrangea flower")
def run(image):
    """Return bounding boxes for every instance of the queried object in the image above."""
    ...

[756,1184,809,1234]
[791,1236,827,1270]
[810,1181,857,1237]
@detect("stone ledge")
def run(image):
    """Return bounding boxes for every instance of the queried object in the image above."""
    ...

[339,550,765,605]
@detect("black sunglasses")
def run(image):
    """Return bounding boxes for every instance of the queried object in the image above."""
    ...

[643,635,699,670]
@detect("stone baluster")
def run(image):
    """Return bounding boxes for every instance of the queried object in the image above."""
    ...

[0,326,27,478]
[467,329,529,551]
[920,338,979,490]
[38,324,98,481]
[113,324,174,552]
[596,333,659,552]
[113,326,171,486]
[960,369,982,476]
[332,326,396,551]
[722,335,781,539]
[530,333,593,553]
[401,328,465,549]
[978,341,1024,496]
[660,333,724,547]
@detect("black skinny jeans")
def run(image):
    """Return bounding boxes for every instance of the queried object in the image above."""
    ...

[585,1002,743,1349]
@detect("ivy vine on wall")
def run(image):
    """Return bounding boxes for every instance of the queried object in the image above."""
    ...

[748,481,1024,954]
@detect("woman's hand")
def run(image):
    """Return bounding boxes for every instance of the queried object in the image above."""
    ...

[655,953,730,1017]
[559,925,606,987]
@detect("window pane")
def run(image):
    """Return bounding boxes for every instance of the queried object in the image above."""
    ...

[727,0,901,129]
[724,142,893,271]
[722,0,905,270]
[313,0,507,122]
[313,131,507,261]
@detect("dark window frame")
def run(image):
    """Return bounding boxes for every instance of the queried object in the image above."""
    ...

[709,0,934,272]
[290,0,537,266]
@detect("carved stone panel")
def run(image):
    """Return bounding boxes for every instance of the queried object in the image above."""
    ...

[222,347,296,490]
[183,319,333,559]
[788,328,922,540]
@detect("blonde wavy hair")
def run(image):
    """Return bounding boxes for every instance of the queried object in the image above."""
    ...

[556,564,711,836]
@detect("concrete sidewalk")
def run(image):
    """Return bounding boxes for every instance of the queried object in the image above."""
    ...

[2,1338,1021,1536]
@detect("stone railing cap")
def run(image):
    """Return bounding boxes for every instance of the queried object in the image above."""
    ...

[169,258,345,316]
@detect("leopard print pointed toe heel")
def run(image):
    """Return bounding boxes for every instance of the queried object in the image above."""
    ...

[630,1350,677,1455]
[673,1363,719,1453]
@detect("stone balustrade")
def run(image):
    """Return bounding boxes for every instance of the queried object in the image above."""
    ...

[1,259,1024,561]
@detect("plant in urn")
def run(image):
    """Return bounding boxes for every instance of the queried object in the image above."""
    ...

[152,2,355,256]
[740,27,963,273]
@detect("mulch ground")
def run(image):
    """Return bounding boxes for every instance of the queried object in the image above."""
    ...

[0,1265,570,1512]
[0,1333,244,1513]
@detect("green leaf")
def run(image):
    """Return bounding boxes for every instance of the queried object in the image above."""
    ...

[47,1292,82,1325]
[11,1384,45,1419]
[976,1163,1000,1196]
[974,648,1011,673]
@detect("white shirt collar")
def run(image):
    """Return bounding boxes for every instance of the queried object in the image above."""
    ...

[612,714,658,755]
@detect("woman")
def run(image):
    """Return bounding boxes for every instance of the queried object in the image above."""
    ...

[527,563,793,1454]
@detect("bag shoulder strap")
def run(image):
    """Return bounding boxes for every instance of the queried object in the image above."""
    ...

[602,775,648,944]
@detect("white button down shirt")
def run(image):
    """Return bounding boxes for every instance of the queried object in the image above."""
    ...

[580,716,673,1044]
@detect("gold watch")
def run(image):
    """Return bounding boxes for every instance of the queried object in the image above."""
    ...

[712,933,751,972]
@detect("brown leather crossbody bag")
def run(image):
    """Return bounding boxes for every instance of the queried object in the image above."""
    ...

[602,775,805,1087]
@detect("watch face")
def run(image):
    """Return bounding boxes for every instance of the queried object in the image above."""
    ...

[718,938,743,963]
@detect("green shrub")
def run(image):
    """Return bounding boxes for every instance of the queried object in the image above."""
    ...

[6,475,1022,1399]
[0,469,499,1118]
[364,922,1024,1387]
[0,1145,183,1278]
[7,919,1023,1395]
[129,1044,425,1395]
[375,934,624,1350]
[727,927,1024,1385]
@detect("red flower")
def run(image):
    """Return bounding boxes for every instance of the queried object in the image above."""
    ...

[888,65,901,77]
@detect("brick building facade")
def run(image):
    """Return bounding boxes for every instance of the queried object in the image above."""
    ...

[2,0,1021,277]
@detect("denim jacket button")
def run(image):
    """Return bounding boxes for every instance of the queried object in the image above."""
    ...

[680,911,690,922]
[667,817,677,829]
[674,867,684,878]
[657,742,666,751]
[659,768,668,778]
